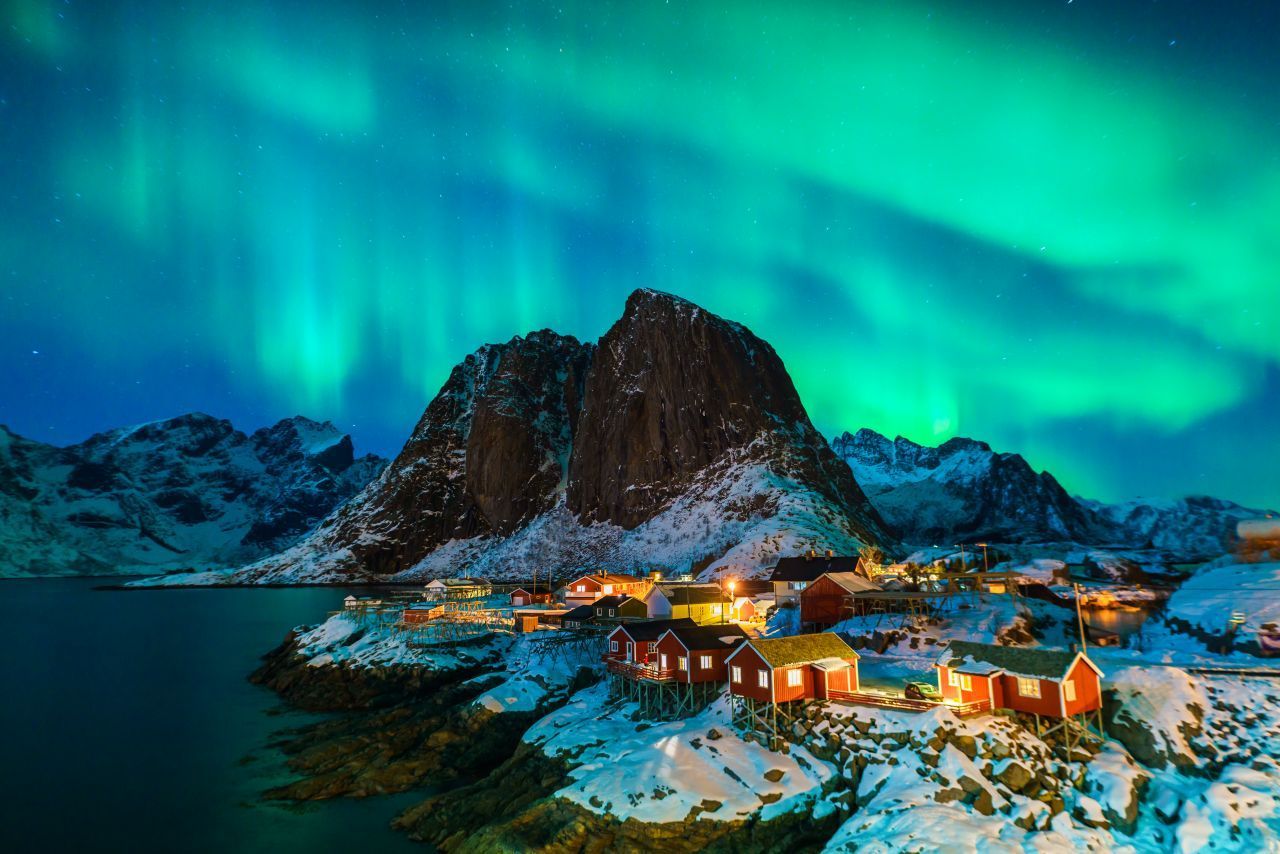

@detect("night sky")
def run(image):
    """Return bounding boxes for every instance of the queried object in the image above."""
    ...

[2,1,1277,507]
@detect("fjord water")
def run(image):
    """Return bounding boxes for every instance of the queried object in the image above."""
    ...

[0,577,419,853]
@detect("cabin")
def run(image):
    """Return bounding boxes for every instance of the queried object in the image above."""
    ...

[591,594,650,622]
[654,624,749,683]
[769,552,865,607]
[726,633,860,705]
[728,596,757,622]
[799,572,882,629]
[935,641,1103,730]
[563,572,649,608]
[660,584,732,624]
[604,618,698,665]
[510,585,555,607]
[726,633,860,747]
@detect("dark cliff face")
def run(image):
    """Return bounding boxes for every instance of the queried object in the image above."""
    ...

[567,289,885,538]
[322,330,593,575]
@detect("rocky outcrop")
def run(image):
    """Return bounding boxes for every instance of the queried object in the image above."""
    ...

[568,290,880,540]
[0,414,384,577]
[298,331,593,575]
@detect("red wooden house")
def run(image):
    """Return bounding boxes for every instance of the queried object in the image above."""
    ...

[935,641,1103,726]
[799,572,881,629]
[604,618,697,666]
[654,625,749,683]
[510,585,555,607]
[725,633,860,705]
[564,572,649,608]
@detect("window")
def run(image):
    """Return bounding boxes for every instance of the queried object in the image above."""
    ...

[608,608,615,617]
[959,674,972,691]
[1016,677,1041,699]
[947,670,960,688]
[1063,680,1076,702]
[603,585,614,594]
[610,641,618,652]
[596,608,603,616]
[575,584,586,593]
[711,604,722,615]
[647,643,657,654]
[678,656,688,671]
[757,670,769,688]
[699,655,713,669]
[731,666,742,683]
[791,581,807,591]
[786,670,803,688]
[660,654,669,669]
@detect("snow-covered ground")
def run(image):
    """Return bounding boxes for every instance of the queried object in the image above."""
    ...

[525,683,836,823]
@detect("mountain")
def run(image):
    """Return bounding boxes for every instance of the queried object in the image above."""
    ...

[833,427,1274,558]
[1081,495,1274,559]
[832,428,1109,545]
[0,414,386,577]
[214,289,890,584]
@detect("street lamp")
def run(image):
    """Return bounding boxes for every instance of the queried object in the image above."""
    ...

[726,579,736,623]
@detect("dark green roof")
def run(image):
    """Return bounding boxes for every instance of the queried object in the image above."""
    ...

[660,586,728,605]
[663,624,749,651]
[940,641,1083,680]
[746,633,857,667]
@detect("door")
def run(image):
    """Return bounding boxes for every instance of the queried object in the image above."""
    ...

[626,641,634,661]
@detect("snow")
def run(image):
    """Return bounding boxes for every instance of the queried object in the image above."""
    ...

[1165,560,1280,636]
[293,612,509,670]
[525,684,832,823]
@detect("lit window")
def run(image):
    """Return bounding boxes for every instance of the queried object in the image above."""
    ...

[700,655,713,669]
[1016,677,1041,698]
[947,670,960,688]
[757,670,769,688]
[603,585,613,594]
[959,674,972,691]
[660,653,669,669]
[711,605,721,615]
[575,585,586,593]
[678,656,688,671]
[1063,680,1076,702]
[787,670,803,688]
[610,641,618,652]
[731,666,742,683]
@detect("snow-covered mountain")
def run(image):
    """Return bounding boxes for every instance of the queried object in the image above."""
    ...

[190,289,890,585]
[1081,495,1272,558]
[0,414,385,577]
[833,427,1274,558]
[833,428,1110,545]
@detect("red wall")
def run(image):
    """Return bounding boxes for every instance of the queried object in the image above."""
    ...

[727,645,774,702]
[655,634,733,682]
[1063,658,1103,715]
[996,673,1062,717]
[936,666,993,705]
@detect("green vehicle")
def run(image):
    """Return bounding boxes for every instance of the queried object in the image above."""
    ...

[904,681,942,702]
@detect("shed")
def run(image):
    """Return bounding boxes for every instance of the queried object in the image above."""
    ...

[591,594,649,622]
[654,625,749,683]
[605,618,698,664]
[510,585,555,607]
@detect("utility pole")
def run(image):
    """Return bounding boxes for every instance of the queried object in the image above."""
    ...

[1073,583,1089,652]
[956,543,967,573]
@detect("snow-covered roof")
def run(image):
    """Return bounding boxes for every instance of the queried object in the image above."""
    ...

[938,641,1097,681]
[811,657,852,671]
[817,571,881,594]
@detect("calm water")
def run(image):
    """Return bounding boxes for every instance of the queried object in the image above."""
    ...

[0,577,422,853]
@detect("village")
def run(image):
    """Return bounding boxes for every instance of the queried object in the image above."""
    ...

[337,547,1120,756]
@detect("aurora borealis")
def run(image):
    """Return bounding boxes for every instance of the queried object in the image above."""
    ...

[2,0,1277,506]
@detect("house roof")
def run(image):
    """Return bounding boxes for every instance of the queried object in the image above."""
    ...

[615,618,698,642]
[938,641,1099,681]
[769,555,861,582]
[816,572,881,594]
[561,605,597,623]
[512,585,553,595]
[661,624,749,651]
[659,585,728,605]
[569,572,646,586]
[738,633,858,667]
[724,579,772,596]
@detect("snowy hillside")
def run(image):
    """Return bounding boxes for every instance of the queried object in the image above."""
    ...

[0,414,385,577]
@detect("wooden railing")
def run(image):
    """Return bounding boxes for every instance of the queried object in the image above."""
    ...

[827,690,990,717]
[603,657,678,681]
